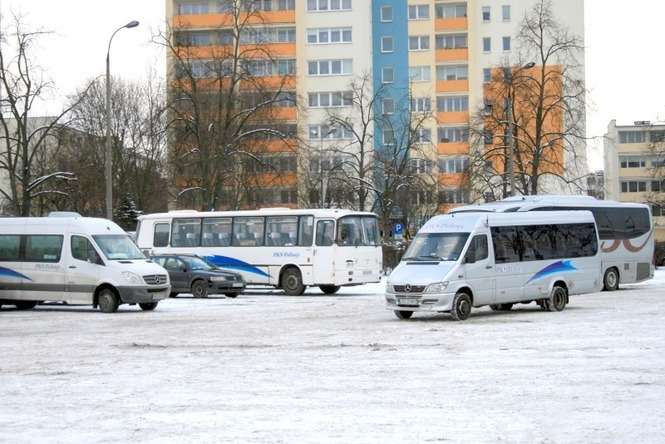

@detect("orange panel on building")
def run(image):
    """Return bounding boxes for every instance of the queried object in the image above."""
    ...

[435,18,468,32]
[172,11,296,29]
[435,48,468,63]
[437,142,470,155]
[438,173,465,187]
[437,111,470,124]
[436,80,469,93]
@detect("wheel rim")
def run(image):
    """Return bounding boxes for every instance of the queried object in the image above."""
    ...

[194,284,204,297]
[286,275,298,290]
[553,289,565,309]
[458,298,470,317]
[606,271,617,288]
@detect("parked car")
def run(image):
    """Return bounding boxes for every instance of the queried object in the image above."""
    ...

[151,254,245,298]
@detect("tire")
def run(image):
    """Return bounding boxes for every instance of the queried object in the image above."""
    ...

[603,268,619,291]
[451,292,472,321]
[281,268,305,296]
[191,280,208,298]
[139,302,158,311]
[14,301,38,310]
[319,285,340,295]
[490,303,513,311]
[98,289,119,313]
[169,292,179,298]
[394,310,413,320]
[548,286,567,312]
[224,293,239,298]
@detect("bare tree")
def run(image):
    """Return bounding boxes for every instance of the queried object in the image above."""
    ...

[468,0,587,200]
[0,15,88,216]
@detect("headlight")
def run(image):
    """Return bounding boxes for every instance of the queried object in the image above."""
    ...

[122,271,143,285]
[385,281,393,293]
[210,276,229,282]
[424,281,449,294]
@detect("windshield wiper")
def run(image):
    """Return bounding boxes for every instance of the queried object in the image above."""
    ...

[419,255,448,261]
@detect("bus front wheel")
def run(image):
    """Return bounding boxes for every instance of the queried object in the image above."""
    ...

[603,268,619,291]
[281,268,305,296]
[319,285,340,295]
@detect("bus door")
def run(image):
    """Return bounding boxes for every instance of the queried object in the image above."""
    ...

[313,219,336,284]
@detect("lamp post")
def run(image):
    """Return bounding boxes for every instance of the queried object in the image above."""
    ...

[106,20,139,220]
[504,61,535,196]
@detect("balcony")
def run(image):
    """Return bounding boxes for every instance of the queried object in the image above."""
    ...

[437,111,469,124]
[438,173,465,187]
[172,10,296,29]
[436,48,468,63]
[435,17,468,32]
[176,43,296,59]
[436,79,469,93]
[437,142,469,155]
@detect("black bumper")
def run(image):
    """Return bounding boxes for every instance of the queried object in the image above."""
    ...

[209,282,245,294]
[117,285,170,304]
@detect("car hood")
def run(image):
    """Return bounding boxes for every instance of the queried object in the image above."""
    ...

[388,261,457,286]
[108,260,168,276]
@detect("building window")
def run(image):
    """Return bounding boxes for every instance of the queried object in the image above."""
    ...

[411,97,432,112]
[307,0,352,12]
[652,181,662,192]
[621,181,647,193]
[502,36,511,51]
[438,189,470,204]
[482,6,491,22]
[415,128,432,143]
[408,35,430,51]
[435,34,467,49]
[381,36,394,53]
[239,27,297,44]
[618,131,646,144]
[408,4,430,20]
[438,156,470,173]
[306,27,352,44]
[410,158,433,174]
[436,65,468,81]
[308,91,353,108]
[619,156,646,168]
[437,95,469,112]
[382,98,395,115]
[502,5,511,21]
[409,66,432,82]
[483,68,492,83]
[438,126,469,143]
[383,128,395,146]
[482,37,491,52]
[178,2,209,15]
[308,124,354,140]
[307,59,353,76]
[380,5,393,22]
[436,3,467,19]
[651,131,665,143]
[382,66,394,83]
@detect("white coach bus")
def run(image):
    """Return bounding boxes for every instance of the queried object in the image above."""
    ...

[136,209,383,295]
[386,211,602,321]
[450,196,654,290]
[0,214,170,313]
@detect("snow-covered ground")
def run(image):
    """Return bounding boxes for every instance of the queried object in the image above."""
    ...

[2,273,665,444]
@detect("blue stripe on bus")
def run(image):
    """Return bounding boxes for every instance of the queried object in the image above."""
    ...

[204,255,270,277]
[527,260,577,284]
[0,266,32,281]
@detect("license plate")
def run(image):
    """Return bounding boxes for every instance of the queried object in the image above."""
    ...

[398,298,419,306]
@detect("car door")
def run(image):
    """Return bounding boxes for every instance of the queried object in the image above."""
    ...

[491,226,524,303]
[66,235,105,304]
[462,233,495,306]
[313,219,336,284]
[21,234,66,303]
[165,257,189,291]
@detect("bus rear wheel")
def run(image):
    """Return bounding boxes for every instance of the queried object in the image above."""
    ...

[545,286,568,312]
[319,285,340,295]
[281,268,305,296]
[603,268,619,291]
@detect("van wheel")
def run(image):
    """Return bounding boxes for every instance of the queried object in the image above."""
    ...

[319,285,340,294]
[603,268,619,291]
[98,289,119,313]
[139,302,158,311]
[15,301,38,310]
[451,292,472,321]
[281,268,305,296]
[191,280,208,298]
[547,286,568,312]
[394,310,413,320]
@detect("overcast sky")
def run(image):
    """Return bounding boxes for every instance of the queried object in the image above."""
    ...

[1,0,663,171]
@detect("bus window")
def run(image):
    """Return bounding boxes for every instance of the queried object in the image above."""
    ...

[491,227,520,263]
[338,216,363,246]
[172,219,201,247]
[154,223,170,247]
[265,216,298,246]
[298,216,314,246]
[202,218,232,247]
[25,235,63,263]
[0,235,20,261]
[233,217,265,247]
[316,220,335,246]
[361,217,380,246]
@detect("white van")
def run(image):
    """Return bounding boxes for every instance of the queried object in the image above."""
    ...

[0,215,170,313]
[386,211,603,321]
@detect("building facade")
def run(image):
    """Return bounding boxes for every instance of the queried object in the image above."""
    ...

[604,119,665,239]
[167,0,586,213]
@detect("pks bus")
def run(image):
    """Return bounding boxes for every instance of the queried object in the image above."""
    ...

[451,195,654,290]
[136,209,383,295]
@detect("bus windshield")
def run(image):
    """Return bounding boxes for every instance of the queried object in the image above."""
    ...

[403,233,470,262]
[337,216,380,246]
[93,235,146,260]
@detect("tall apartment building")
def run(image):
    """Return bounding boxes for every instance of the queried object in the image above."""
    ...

[604,120,665,240]
[166,0,586,213]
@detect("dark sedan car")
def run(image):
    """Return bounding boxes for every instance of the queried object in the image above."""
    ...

[151,254,245,298]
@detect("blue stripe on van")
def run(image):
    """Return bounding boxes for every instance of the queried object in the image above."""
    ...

[0,266,32,281]
[204,255,270,277]
[527,260,577,284]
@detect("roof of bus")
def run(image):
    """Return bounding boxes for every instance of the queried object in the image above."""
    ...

[138,208,378,220]
[418,211,595,234]
[451,195,649,213]
[0,216,126,235]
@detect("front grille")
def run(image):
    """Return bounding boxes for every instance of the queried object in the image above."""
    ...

[143,274,168,285]
[393,285,426,294]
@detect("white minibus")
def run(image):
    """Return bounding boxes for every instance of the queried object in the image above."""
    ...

[136,208,382,295]
[0,215,170,313]
[451,195,654,290]
[386,211,602,321]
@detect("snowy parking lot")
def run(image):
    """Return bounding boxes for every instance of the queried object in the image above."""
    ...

[2,273,665,443]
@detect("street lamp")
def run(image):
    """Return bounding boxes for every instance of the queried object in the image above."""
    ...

[504,61,535,196]
[105,20,139,220]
